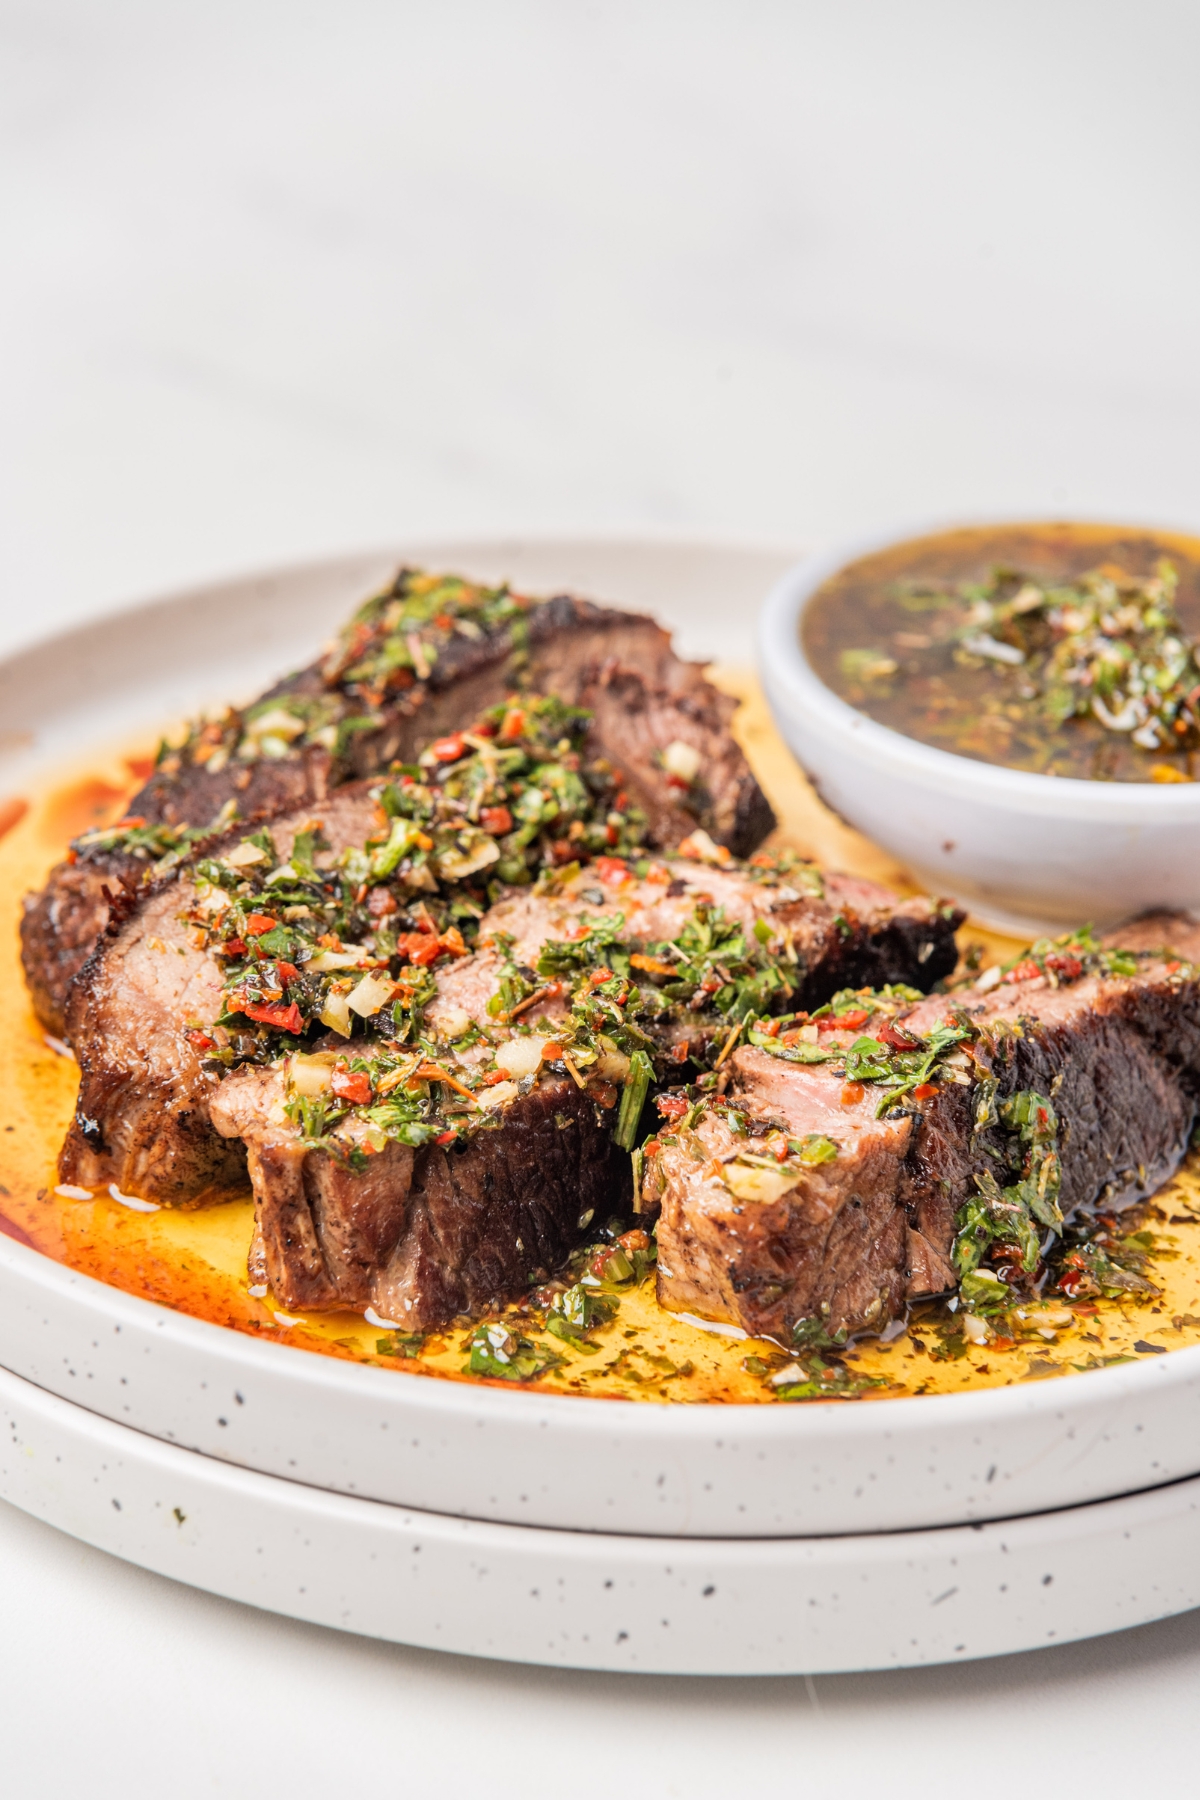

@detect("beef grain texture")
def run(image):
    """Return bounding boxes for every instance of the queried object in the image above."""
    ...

[211,1064,626,1327]
[60,789,961,1217]
[23,585,776,1034]
[653,917,1200,1340]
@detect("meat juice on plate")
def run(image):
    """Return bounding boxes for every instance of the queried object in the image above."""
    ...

[6,733,1200,1403]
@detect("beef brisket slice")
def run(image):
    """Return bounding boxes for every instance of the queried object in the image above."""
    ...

[58,786,382,1206]
[210,1064,624,1326]
[484,862,961,1011]
[23,585,774,1035]
[654,933,1200,1339]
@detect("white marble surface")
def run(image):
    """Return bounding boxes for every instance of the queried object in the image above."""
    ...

[4,3,1200,1790]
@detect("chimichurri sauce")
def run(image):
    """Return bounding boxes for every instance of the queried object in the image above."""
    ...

[803,524,1200,782]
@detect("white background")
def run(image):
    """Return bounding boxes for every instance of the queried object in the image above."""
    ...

[4,3,1200,1791]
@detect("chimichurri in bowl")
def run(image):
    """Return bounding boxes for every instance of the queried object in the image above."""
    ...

[758,520,1200,933]
[803,523,1200,784]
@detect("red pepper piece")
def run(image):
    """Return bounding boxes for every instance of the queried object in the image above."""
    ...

[817,1007,869,1033]
[429,733,467,763]
[243,912,278,938]
[1044,953,1084,981]
[878,1020,922,1051]
[435,1130,458,1147]
[912,1082,938,1100]
[480,805,513,835]
[242,1000,303,1033]
[656,1093,688,1123]
[186,1030,215,1052]
[331,1064,373,1105]
[498,708,526,741]
[274,961,300,985]
[1003,960,1042,985]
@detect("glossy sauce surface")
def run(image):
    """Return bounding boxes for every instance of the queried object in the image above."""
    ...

[803,523,1200,781]
[5,690,1200,1403]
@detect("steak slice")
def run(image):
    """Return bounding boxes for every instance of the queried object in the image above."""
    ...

[23,573,775,1034]
[58,786,383,1206]
[209,1063,624,1326]
[481,860,961,1011]
[650,921,1200,1340]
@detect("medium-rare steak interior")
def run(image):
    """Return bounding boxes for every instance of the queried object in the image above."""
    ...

[647,917,1200,1349]
[56,689,962,1327]
[23,568,775,1034]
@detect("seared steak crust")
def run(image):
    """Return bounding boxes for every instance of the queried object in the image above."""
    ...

[212,1065,623,1326]
[23,584,775,1034]
[58,787,382,1205]
[654,923,1200,1340]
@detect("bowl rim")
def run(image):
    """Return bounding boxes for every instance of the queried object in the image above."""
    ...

[759,512,1200,816]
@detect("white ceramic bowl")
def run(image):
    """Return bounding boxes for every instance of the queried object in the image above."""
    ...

[758,521,1200,935]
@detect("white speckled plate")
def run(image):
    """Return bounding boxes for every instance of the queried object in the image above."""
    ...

[3,1359,1199,1674]
[4,543,1200,1554]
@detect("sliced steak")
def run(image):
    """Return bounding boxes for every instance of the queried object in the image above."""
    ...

[59,787,382,1205]
[650,926,1200,1340]
[24,575,775,1034]
[209,1063,624,1326]
[482,859,961,1009]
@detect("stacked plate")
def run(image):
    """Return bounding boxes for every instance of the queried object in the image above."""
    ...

[3,544,1200,1674]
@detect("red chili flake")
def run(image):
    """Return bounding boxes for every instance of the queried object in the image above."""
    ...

[480,805,513,835]
[549,838,575,864]
[112,815,147,830]
[1003,960,1042,985]
[839,1081,866,1106]
[242,1000,303,1033]
[481,1069,510,1086]
[429,733,467,763]
[817,1008,868,1033]
[242,913,278,938]
[588,967,615,985]
[433,613,454,630]
[1044,953,1084,981]
[614,791,629,810]
[656,1094,689,1123]
[435,1130,458,1147]
[186,1030,215,1052]
[593,855,628,884]
[331,1064,373,1105]
[1165,960,1183,974]
[912,1082,938,1101]
[669,1041,691,1064]
[470,719,498,738]
[498,708,526,741]
[604,825,620,846]
[643,1140,661,1158]
[397,933,444,966]
[66,848,78,864]
[759,1018,781,1038]
[878,1020,921,1051]
[219,937,247,958]
[275,961,300,985]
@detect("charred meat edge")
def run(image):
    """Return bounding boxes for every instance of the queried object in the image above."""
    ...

[651,913,1200,1341]
[23,586,775,1035]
